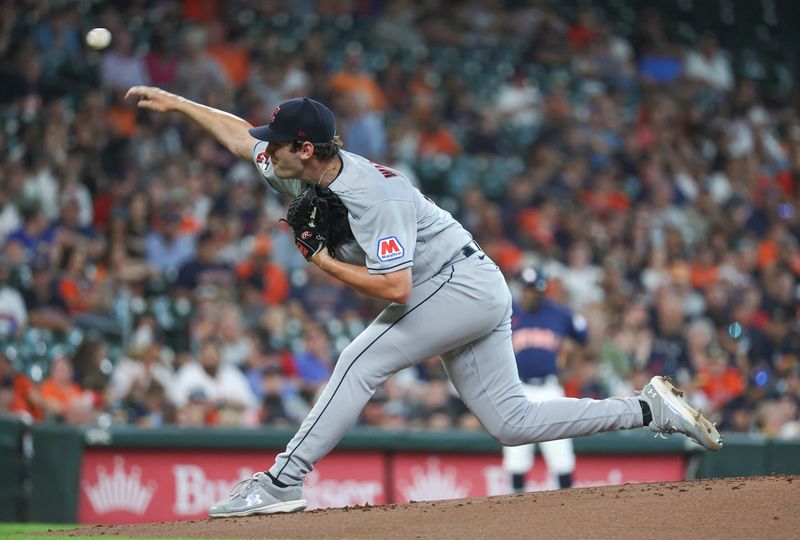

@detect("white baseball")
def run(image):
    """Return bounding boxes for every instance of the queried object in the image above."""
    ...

[86,27,112,50]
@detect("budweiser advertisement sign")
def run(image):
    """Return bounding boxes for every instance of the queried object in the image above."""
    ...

[78,449,685,524]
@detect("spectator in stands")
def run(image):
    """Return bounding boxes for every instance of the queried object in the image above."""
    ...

[359,386,390,428]
[174,229,235,296]
[638,41,683,86]
[100,28,151,93]
[39,354,96,425]
[216,305,252,367]
[559,240,605,309]
[71,339,110,413]
[0,257,27,338]
[647,288,691,379]
[289,264,359,324]
[494,74,543,131]
[0,177,21,246]
[0,352,43,422]
[235,235,289,307]
[145,210,195,277]
[259,364,308,426]
[0,46,53,106]
[4,203,56,266]
[408,378,456,429]
[417,114,460,158]
[52,196,105,262]
[528,9,570,68]
[55,245,106,317]
[328,43,387,111]
[20,256,70,333]
[173,26,230,102]
[107,342,174,421]
[248,56,311,114]
[121,192,152,260]
[684,33,733,93]
[292,323,334,403]
[564,356,608,400]
[205,19,250,89]
[170,339,258,425]
[134,381,170,428]
[333,90,387,162]
[145,30,180,88]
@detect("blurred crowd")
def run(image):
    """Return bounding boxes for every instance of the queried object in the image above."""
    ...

[0,0,799,438]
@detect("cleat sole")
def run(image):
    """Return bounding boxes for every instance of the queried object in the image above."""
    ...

[650,376,723,451]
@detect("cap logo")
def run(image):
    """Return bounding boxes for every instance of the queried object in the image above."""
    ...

[297,130,307,137]
[270,106,280,123]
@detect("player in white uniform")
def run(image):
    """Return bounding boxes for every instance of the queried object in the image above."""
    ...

[125,86,722,517]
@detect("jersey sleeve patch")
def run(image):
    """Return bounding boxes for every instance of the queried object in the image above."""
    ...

[376,236,405,262]
[255,150,269,173]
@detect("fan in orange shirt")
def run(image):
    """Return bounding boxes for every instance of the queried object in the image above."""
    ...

[695,349,745,410]
[690,247,719,290]
[235,235,289,306]
[40,355,96,424]
[56,246,104,315]
[206,20,250,88]
[328,45,387,111]
[416,115,460,158]
[1,353,44,421]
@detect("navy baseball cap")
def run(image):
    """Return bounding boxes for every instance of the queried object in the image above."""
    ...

[519,267,548,291]
[249,97,335,143]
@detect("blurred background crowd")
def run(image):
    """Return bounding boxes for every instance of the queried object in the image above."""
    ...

[0,0,799,438]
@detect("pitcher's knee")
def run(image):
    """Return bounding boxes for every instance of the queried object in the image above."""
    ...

[487,425,528,446]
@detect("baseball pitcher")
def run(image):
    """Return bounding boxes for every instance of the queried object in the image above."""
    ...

[125,86,722,517]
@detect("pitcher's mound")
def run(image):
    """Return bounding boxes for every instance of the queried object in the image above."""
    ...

[56,475,798,539]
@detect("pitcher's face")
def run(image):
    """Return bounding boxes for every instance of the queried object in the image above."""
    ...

[267,141,304,179]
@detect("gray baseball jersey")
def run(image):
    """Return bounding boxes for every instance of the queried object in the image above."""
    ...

[252,142,646,486]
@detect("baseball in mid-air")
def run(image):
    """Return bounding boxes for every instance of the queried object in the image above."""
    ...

[85,27,112,50]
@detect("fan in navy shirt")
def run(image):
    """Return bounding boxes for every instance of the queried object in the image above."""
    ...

[504,267,589,492]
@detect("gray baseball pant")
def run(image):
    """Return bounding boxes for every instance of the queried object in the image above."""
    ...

[269,254,644,485]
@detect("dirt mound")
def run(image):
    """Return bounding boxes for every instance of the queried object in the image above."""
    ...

[55,475,798,539]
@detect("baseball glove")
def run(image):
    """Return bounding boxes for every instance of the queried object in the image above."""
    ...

[282,185,352,260]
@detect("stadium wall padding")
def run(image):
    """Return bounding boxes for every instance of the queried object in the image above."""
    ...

[0,417,24,522]
[29,423,83,523]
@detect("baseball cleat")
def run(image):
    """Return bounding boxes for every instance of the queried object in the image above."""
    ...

[639,376,723,451]
[208,473,307,518]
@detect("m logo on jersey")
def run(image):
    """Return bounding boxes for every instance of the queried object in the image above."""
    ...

[377,236,404,262]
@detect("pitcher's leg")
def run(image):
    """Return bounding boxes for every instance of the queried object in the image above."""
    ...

[532,382,576,480]
[270,264,507,485]
[441,316,644,446]
[269,298,427,485]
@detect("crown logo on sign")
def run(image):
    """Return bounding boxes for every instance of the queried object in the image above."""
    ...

[81,456,157,515]
[400,458,471,501]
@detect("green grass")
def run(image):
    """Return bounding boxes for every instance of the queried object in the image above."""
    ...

[0,523,224,540]
[0,523,79,539]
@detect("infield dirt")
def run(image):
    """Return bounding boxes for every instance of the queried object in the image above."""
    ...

[51,475,797,539]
